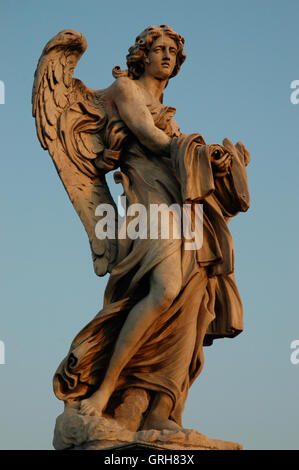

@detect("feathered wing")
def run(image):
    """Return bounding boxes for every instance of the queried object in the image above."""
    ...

[32,29,118,276]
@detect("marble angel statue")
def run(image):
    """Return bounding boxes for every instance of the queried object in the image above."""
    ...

[32,25,250,435]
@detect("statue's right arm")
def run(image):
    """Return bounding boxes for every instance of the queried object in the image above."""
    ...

[110,77,171,156]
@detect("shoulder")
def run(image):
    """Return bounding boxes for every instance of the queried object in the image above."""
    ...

[110,77,142,102]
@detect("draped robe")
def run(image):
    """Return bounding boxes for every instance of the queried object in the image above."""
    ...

[53,103,250,425]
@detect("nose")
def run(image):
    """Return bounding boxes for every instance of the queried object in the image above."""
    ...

[162,48,170,61]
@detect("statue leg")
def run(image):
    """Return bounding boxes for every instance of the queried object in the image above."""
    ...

[143,392,181,431]
[80,249,182,418]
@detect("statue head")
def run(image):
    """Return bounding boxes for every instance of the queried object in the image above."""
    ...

[125,25,186,80]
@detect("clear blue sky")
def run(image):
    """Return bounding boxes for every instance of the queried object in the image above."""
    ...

[0,0,298,450]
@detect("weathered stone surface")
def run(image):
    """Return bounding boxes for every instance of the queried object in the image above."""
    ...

[53,407,242,451]
[113,388,150,432]
[33,25,250,447]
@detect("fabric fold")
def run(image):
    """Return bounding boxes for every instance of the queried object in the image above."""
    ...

[53,108,250,426]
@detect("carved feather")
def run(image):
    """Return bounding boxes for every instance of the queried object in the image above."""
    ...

[32,29,118,276]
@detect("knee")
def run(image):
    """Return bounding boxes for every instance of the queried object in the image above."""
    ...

[152,280,181,312]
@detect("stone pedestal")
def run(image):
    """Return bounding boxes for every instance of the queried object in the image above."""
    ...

[53,407,242,451]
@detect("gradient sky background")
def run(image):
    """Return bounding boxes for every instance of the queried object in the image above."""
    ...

[0,0,299,450]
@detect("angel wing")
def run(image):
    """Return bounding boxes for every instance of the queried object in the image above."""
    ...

[32,29,118,276]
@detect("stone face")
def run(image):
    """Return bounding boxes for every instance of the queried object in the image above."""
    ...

[53,408,242,451]
[33,25,250,449]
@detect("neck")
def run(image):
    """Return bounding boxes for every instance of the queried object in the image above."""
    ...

[138,75,167,102]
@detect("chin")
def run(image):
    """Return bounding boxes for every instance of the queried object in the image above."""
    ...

[156,71,172,80]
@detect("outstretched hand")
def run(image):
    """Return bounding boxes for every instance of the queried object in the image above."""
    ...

[209,144,232,177]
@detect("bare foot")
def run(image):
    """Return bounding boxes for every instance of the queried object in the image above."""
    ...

[143,415,182,432]
[79,386,112,417]
[79,397,103,417]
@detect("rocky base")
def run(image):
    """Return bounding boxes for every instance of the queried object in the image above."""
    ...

[53,407,242,450]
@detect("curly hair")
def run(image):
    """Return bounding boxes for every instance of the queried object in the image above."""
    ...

[112,25,186,80]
